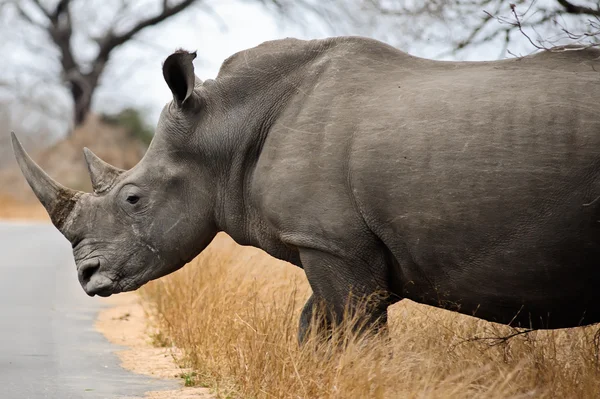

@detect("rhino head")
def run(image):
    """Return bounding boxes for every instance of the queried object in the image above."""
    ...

[12,50,221,296]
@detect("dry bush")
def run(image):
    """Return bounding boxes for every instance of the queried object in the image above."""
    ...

[141,233,600,398]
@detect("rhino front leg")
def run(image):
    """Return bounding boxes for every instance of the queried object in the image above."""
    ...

[297,248,394,344]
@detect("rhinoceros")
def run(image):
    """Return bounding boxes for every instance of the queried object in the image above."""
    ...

[12,36,600,342]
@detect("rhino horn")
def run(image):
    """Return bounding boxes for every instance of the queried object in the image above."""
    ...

[11,132,81,232]
[83,148,124,194]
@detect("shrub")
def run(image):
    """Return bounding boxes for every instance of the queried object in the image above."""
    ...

[101,108,153,145]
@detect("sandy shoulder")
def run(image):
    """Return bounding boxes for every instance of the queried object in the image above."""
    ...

[95,292,215,399]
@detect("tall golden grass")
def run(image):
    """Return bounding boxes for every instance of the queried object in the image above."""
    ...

[141,233,600,398]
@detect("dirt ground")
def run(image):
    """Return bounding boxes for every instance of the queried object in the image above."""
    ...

[96,293,215,399]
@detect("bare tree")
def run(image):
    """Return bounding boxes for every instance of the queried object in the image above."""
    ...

[354,0,600,57]
[3,0,598,139]
[243,1,600,58]
[2,0,204,130]
[0,0,372,135]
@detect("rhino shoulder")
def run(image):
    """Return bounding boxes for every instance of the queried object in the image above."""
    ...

[216,36,412,80]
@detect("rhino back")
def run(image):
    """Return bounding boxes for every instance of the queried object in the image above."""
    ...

[251,38,600,327]
[352,50,600,326]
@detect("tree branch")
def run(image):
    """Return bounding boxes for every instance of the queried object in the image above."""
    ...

[29,0,51,19]
[455,328,535,348]
[46,0,77,74]
[557,0,600,17]
[484,2,600,53]
[506,3,544,50]
[14,3,45,27]
[95,0,199,65]
[50,0,72,22]
[456,11,495,50]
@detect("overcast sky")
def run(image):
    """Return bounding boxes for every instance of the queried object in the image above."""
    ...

[94,1,326,126]
[2,0,527,140]
[92,0,504,127]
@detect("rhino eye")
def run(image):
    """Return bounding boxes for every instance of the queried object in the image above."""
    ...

[126,194,140,205]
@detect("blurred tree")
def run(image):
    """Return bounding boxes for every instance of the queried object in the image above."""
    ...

[1,0,597,137]
[354,0,600,57]
[2,0,200,130]
[101,108,154,146]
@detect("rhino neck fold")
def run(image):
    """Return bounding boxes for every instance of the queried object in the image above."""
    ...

[210,93,289,253]
[212,138,269,250]
[202,39,336,257]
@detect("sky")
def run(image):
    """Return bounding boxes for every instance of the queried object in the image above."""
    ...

[93,1,329,126]
[2,0,542,138]
[91,0,506,127]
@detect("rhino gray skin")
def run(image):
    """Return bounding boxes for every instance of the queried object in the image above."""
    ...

[13,37,600,342]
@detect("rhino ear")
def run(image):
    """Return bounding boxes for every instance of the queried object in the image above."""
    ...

[162,50,197,107]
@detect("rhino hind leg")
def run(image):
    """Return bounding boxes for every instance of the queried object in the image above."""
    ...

[297,248,396,345]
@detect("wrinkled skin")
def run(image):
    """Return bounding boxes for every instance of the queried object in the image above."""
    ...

[14,37,600,343]
[68,154,216,296]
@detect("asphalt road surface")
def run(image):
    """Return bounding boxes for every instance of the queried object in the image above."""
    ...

[0,221,178,399]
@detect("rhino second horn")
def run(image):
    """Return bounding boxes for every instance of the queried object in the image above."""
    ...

[11,132,82,232]
[83,148,124,194]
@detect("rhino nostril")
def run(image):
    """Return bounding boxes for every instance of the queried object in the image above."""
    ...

[79,260,100,285]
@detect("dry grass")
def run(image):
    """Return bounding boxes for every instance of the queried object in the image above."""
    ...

[141,233,600,398]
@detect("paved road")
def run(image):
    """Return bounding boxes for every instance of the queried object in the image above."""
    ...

[0,222,178,399]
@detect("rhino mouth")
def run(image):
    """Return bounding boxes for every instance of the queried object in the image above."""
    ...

[93,289,114,298]
[82,274,117,297]
[78,250,190,297]
[84,278,140,297]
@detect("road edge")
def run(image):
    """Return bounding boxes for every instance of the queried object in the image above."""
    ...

[95,292,215,399]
